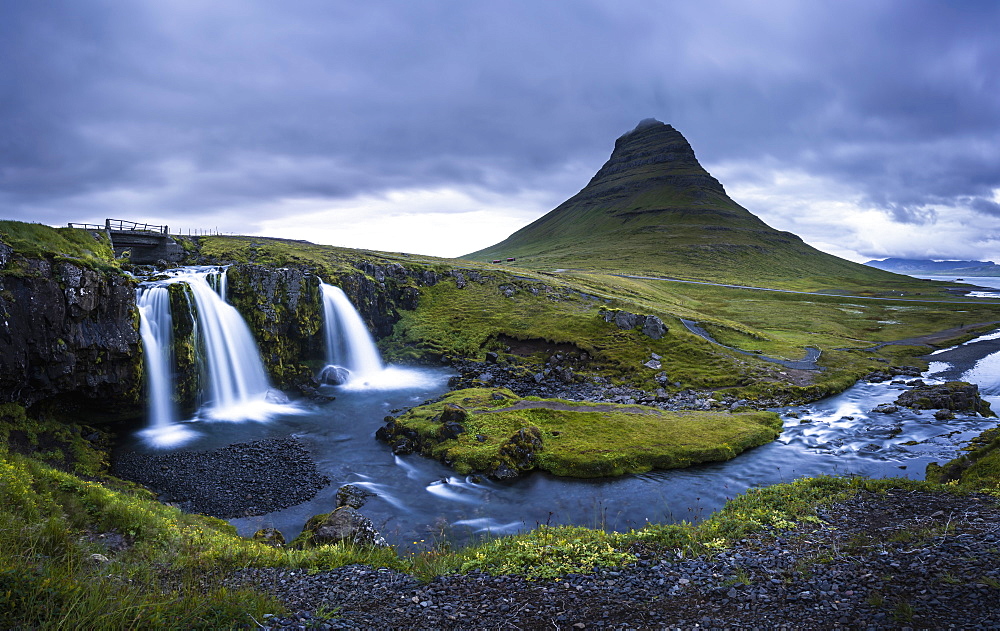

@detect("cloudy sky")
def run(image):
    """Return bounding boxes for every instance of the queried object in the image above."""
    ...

[3,1,999,262]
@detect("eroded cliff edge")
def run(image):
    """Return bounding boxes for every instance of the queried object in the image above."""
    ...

[0,238,143,422]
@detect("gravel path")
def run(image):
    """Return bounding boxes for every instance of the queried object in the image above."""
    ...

[112,437,330,518]
[233,489,1000,629]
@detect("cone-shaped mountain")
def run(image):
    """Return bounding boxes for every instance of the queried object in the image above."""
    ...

[465,119,900,287]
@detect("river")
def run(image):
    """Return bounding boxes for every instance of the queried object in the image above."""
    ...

[113,326,1000,549]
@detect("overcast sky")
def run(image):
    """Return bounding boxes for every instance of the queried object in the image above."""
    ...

[3,1,999,262]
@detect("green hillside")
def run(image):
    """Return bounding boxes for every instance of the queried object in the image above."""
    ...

[465,120,908,290]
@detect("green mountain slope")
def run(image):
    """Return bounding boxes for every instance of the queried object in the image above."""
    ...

[464,119,907,289]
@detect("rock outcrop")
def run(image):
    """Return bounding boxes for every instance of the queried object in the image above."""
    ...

[297,484,387,548]
[0,256,142,420]
[600,308,668,340]
[225,264,325,387]
[895,381,995,417]
[223,260,440,387]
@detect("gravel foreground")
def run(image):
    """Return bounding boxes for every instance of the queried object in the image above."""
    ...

[112,437,330,518]
[232,489,1000,629]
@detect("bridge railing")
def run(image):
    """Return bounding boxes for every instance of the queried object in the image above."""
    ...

[105,219,168,234]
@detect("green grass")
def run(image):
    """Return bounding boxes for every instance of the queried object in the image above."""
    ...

[384,270,756,391]
[388,388,783,477]
[927,424,1000,493]
[194,234,456,283]
[0,221,118,273]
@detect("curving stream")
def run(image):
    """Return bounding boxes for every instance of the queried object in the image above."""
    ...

[116,327,1000,549]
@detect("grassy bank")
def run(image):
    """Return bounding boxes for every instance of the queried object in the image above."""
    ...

[0,220,118,273]
[171,233,1000,403]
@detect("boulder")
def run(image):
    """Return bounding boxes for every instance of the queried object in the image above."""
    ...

[300,507,388,548]
[614,311,641,330]
[252,527,286,547]
[642,315,668,339]
[318,365,351,385]
[440,421,466,440]
[895,381,996,417]
[391,438,414,455]
[439,403,468,424]
[490,426,544,479]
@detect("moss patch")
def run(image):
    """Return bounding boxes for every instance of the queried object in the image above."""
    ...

[381,388,782,478]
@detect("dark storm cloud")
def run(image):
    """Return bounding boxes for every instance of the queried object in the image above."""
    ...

[1,0,999,244]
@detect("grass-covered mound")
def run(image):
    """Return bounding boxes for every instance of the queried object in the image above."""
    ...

[0,220,118,273]
[378,388,782,478]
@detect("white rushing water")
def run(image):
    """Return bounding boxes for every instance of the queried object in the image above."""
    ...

[136,267,300,447]
[319,282,435,390]
[136,285,198,447]
[182,269,277,420]
[320,283,383,378]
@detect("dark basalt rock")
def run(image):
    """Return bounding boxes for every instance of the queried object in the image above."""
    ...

[318,365,351,385]
[299,507,388,548]
[865,365,923,383]
[895,381,996,417]
[252,527,286,547]
[0,255,142,420]
[336,484,374,509]
[439,403,468,424]
[600,308,668,340]
[491,426,544,480]
[440,421,466,440]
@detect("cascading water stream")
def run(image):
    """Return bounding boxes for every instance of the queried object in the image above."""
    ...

[320,283,383,381]
[136,286,177,429]
[182,269,274,418]
[317,281,434,390]
[135,266,298,447]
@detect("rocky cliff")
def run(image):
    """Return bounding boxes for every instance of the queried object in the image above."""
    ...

[0,248,142,421]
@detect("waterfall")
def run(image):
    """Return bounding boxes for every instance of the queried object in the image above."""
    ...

[137,286,177,429]
[135,266,294,445]
[180,268,275,420]
[136,284,200,447]
[320,283,383,382]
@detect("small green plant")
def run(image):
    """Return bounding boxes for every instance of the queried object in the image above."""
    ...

[893,600,916,623]
[457,525,635,579]
[981,575,1000,589]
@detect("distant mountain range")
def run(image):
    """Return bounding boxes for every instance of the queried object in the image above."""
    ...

[864,258,1000,277]
[464,119,904,288]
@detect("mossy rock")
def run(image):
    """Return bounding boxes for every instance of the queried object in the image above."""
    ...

[251,527,285,546]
